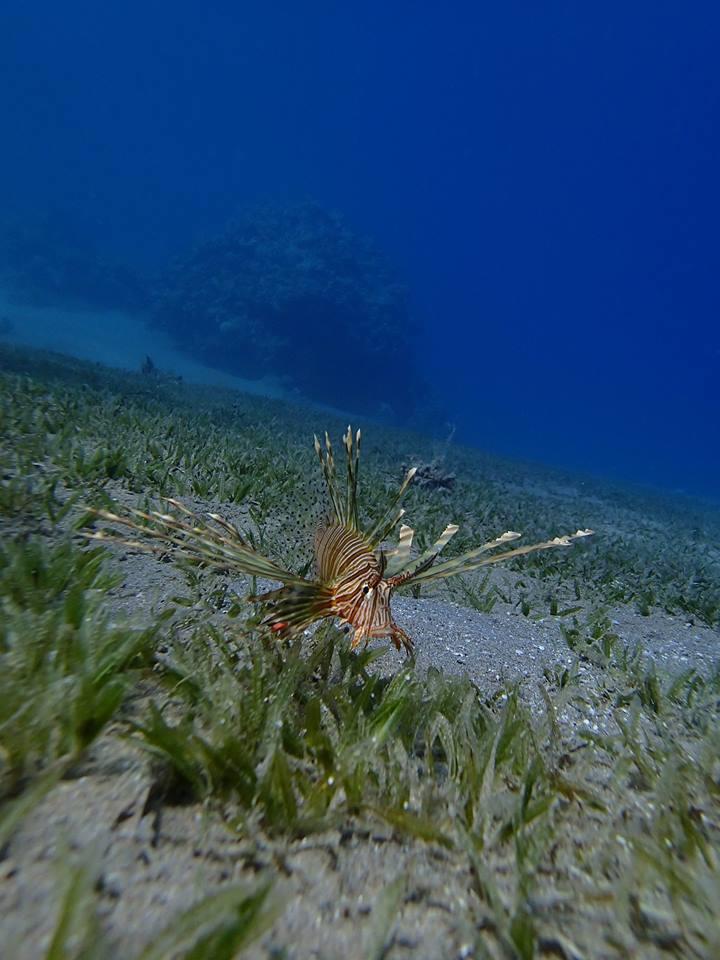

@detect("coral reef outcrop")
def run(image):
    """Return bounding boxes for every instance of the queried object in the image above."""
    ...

[152,202,421,414]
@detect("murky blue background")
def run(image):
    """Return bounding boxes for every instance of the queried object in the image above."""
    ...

[1,2,718,496]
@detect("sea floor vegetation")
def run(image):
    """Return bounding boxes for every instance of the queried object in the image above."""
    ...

[0,341,718,959]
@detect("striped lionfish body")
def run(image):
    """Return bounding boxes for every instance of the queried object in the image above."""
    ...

[93,427,592,655]
[302,523,412,652]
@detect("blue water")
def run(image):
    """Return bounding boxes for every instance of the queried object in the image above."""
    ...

[1,2,718,497]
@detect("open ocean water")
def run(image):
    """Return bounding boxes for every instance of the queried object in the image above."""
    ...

[1,1,718,499]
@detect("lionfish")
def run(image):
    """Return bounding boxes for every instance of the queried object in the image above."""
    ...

[92,427,592,655]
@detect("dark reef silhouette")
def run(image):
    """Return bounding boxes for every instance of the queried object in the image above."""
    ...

[152,201,425,416]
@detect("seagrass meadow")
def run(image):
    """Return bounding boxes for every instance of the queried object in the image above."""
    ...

[1,341,719,960]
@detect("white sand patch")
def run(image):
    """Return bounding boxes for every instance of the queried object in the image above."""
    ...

[0,288,290,399]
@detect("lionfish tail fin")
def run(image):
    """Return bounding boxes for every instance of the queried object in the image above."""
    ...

[250,581,335,638]
[404,528,594,585]
[88,500,306,586]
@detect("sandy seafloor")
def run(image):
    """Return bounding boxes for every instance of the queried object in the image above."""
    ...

[0,290,280,395]
[1,293,719,958]
[0,290,357,423]
[3,545,718,960]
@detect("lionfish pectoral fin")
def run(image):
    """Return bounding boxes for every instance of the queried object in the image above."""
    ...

[383,523,414,576]
[90,502,306,586]
[387,522,460,580]
[405,528,595,585]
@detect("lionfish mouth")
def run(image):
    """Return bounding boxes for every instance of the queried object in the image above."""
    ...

[91,426,593,655]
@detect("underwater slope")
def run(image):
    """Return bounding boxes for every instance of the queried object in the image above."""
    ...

[0,343,719,959]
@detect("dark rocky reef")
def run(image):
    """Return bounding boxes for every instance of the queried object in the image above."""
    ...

[152,202,423,415]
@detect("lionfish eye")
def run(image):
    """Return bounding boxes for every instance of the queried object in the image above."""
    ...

[362,585,370,594]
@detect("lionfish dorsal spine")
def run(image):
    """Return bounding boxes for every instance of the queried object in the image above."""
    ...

[366,466,417,548]
[342,425,361,531]
[315,432,344,524]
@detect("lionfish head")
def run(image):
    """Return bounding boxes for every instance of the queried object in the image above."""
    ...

[335,561,414,655]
